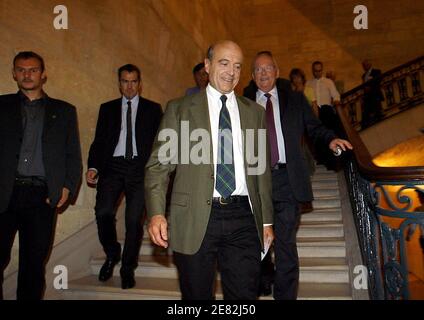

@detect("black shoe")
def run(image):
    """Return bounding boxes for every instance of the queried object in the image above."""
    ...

[120,269,136,289]
[98,257,120,282]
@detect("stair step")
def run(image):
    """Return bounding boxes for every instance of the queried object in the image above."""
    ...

[300,209,342,223]
[312,198,341,209]
[139,211,343,241]
[297,282,351,300]
[64,276,181,300]
[297,236,345,243]
[297,241,346,258]
[297,224,344,238]
[138,237,346,258]
[138,222,344,255]
[140,242,172,256]
[311,188,340,197]
[299,258,349,283]
[311,180,339,188]
[90,255,348,283]
[312,171,338,178]
[63,275,352,300]
[311,175,338,182]
[314,165,334,172]
[123,237,346,259]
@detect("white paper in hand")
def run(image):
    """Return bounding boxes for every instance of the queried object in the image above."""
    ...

[261,236,272,261]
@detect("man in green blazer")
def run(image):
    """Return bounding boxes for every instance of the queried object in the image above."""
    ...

[144,40,274,300]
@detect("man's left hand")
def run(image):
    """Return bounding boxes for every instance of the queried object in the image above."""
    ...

[263,225,274,248]
[329,138,353,154]
[46,188,70,208]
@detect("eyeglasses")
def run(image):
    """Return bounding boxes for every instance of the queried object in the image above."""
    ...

[254,65,276,74]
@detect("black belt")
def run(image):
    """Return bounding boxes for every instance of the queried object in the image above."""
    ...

[272,163,287,170]
[15,176,47,187]
[212,195,249,205]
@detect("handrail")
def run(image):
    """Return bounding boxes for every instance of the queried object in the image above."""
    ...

[341,55,424,131]
[337,54,424,180]
[336,103,424,181]
[337,57,424,299]
[341,55,424,100]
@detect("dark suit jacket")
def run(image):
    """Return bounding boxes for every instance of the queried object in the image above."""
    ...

[243,79,337,202]
[88,96,162,176]
[0,92,82,213]
[362,68,384,101]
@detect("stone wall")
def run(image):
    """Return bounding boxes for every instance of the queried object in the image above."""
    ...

[237,0,424,94]
[361,105,424,158]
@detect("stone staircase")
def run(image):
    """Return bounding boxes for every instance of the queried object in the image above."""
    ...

[61,165,352,300]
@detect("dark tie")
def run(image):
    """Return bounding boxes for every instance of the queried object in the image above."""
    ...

[125,100,133,160]
[265,93,279,167]
[216,95,236,198]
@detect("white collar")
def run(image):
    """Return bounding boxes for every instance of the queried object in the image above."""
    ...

[206,83,235,102]
[257,86,278,98]
[122,95,139,107]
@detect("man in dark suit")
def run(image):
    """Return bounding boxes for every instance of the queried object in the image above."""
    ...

[244,51,352,300]
[87,64,162,289]
[361,59,384,128]
[243,75,291,297]
[0,51,82,300]
[145,40,274,300]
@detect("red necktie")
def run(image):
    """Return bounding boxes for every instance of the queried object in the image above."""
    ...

[265,93,279,167]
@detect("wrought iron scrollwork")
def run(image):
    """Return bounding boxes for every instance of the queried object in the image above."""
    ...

[345,158,424,299]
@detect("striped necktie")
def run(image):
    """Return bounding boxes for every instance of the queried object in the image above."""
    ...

[215,95,236,198]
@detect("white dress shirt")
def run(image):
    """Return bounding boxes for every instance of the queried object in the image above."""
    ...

[206,84,249,198]
[113,95,139,157]
[306,77,340,107]
[256,87,287,164]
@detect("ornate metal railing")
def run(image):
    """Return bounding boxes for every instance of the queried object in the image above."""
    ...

[341,56,424,131]
[337,92,424,299]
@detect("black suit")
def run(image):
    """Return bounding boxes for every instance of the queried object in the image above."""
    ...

[88,96,162,271]
[244,80,336,299]
[361,68,384,127]
[0,92,82,300]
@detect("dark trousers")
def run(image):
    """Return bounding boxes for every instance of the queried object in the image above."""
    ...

[318,105,340,133]
[173,200,261,300]
[95,157,145,271]
[272,168,301,300]
[259,250,275,292]
[0,184,56,300]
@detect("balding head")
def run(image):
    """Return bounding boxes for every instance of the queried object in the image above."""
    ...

[252,51,280,93]
[205,40,243,94]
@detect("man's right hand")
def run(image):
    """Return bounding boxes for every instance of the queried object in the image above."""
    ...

[148,215,168,248]
[86,169,98,185]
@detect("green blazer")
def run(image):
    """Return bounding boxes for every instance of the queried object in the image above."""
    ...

[144,90,273,255]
